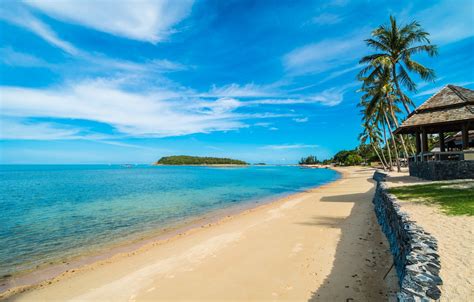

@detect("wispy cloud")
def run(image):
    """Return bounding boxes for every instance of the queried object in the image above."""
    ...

[24,0,195,43]
[0,7,79,55]
[415,81,474,97]
[311,13,343,25]
[0,118,83,140]
[0,78,247,139]
[260,144,318,150]
[283,31,367,75]
[293,117,308,123]
[413,0,474,44]
[245,82,357,107]
[0,47,51,68]
[202,83,277,98]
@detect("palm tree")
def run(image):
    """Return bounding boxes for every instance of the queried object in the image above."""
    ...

[359,76,403,172]
[359,121,388,170]
[359,16,438,114]
[360,63,412,159]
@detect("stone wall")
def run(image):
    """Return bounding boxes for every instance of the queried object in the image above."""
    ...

[372,172,442,301]
[409,160,474,180]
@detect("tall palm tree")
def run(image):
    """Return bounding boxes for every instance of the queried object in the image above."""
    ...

[360,64,411,159]
[359,16,438,114]
[359,121,388,170]
[359,77,403,172]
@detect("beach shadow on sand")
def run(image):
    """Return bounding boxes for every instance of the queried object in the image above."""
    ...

[298,180,399,301]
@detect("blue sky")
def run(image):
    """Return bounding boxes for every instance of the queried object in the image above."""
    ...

[1,0,473,164]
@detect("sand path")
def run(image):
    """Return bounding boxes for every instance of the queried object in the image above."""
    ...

[385,173,474,302]
[9,167,398,301]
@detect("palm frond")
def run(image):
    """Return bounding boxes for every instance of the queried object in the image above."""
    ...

[403,59,436,82]
[397,65,417,91]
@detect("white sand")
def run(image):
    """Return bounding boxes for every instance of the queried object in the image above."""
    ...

[5,167,398,301]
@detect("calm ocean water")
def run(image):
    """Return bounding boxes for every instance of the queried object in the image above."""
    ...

[0,165,339,277]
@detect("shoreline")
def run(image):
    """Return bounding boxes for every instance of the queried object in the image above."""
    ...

[4,167,398,301]
[0,169,341,299]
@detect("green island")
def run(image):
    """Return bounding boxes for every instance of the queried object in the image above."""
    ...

[155,155,248,166]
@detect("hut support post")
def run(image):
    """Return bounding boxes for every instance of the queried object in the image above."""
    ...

[422,129,428,161]
[462,123,469,150]
[439,132,446,153]
[415,132,421,161]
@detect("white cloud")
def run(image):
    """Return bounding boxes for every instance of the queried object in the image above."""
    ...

[26,15,79,55]
[24,0,195,43]
[0,8,79,55]
[415,81,474,97]
[0,118,162,151]
[293,117,308,123]
[0,47,50,67]
[0,118,82,140]
[283,32,367,75]
[311,13,342,25]
[194,98,242,114]
[306,87,346,106]
[413,0,474,44]
[204,83,276,98]
[260,144,318,150]
[247,83,357,107]
[0,79,246,138]
[254,122,271,127]
[320,64,361,83]
[87,56,187,73]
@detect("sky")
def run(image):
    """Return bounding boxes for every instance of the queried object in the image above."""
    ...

[0,0,473,164]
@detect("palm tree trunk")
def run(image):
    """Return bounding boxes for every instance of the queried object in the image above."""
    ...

[382,120,393,170]
[392,64,411,115]
[378,143,389,169]
[371,142,387,170]
[406,134,416,155]
[388,99,410,160]
[384,111,401,172]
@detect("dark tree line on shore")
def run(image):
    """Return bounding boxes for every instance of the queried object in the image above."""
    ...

[156,155,248,165]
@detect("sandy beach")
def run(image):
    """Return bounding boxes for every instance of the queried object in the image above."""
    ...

[5,167,398,301]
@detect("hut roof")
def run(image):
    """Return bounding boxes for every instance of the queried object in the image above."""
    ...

[395,85,474,134]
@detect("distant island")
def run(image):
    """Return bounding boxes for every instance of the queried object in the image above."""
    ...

[155,155,248,166]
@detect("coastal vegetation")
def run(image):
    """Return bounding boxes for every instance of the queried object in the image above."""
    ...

[357,16,438,172]
[299,146,373,166]
[389,182,474,216]
[298,155,320,165]
[332,150,364,166]
[155,155,248,165]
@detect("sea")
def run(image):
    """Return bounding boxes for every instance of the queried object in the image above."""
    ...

[0,164,339,281]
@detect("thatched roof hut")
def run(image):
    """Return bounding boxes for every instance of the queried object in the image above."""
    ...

[395,85,474,135]
[395,85,474,152]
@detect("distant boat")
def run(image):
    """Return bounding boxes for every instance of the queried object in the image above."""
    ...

[122,164,134,168]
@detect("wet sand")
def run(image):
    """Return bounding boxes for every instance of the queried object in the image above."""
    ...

[5,166,398,301]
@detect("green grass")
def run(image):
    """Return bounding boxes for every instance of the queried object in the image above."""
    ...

[389,182,474,216]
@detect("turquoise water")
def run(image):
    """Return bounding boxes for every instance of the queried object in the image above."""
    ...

[0,165,339,277]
